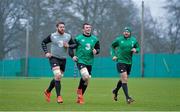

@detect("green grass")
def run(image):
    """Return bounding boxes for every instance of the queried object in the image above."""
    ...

[0,78,180,111]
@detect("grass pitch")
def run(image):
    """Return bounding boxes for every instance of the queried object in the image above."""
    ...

[0,78,180,111]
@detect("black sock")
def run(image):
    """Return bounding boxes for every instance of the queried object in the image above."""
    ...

[55,80,61,97]
[47,79,55,92]
[82,83,87,95]
[78,78,84,89]
[78,78,87,94]
[122,83,129,99]
[115,80,122,93]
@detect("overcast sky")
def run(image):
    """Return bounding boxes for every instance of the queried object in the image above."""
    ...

[132,0,166,20]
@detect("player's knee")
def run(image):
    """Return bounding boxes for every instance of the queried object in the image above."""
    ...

[122,77,128,83]
[83,75,89,80]
[52,66,60,75]
[80,68,90,80]
[52,66,63,80]
[55,75,61,80]
[121,73,128,83]
[121,75,128,83]
[84,79,89,86]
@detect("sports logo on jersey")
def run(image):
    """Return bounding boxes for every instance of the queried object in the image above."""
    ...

[58,40,63,47]
[85,43,91,50]
[131,41,134,47]
[54,36,57,39]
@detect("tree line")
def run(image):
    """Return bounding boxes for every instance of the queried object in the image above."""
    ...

[0,0,179,59]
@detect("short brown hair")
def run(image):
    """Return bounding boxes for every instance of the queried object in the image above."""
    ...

[83,23,91,29]
[56,21,65,27]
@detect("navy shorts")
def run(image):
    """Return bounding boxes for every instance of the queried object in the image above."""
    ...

[77,63,92,75]
[116,63,132,75]
[49,56,66,72]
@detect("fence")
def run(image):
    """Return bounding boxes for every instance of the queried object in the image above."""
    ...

[0,54,179,78]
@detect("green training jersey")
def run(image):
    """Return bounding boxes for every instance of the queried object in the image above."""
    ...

[110,35,140,64]
[75,34,99,65]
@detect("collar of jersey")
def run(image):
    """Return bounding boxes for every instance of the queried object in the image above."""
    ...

[83,34,91,37]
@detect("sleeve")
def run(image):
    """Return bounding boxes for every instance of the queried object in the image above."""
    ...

[68,37,78,49]
[134,39,140,53]
[41,35,51,54]
[68,48,74,58]
[110,38,119,57]
[68,39,79,58]
[94,41,100,54]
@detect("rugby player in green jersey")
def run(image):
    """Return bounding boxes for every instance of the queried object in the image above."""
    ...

[110,27,140,104]
[69,23,100,104]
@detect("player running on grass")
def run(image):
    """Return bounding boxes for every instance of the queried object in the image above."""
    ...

[41,21,75,103]
[69,23,100,104]
[110,26,140,104]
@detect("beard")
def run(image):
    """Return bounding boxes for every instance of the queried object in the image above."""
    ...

[124,33,130,37]
[58,29,64,34]
[85,30,91,35]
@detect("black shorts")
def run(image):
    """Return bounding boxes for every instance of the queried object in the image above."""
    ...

[77,63,92,75]
[49,56,66,72]
[116,63,132,75]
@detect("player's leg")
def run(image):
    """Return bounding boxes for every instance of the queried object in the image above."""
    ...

[77,77,85,104]
[112,63,123,101]
[112,79,122,101]
[76,63,91,104]
[53,65,63,103]
[44,57,56,102]
[77,63,91,92]
[121,64,134,104]
[56,59,66,103]
[83,65,92,94]
[78,66,91,93]
[51,58,65,103]
[121,71,129,99]
[46,79,55,93]
[44,78,55,102]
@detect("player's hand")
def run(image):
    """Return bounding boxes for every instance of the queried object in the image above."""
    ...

[45,52,52,58]
[92,49,97,55]
[72,56,78,62]
[131,48,136,53]
[63,42,69,48]
[112,56,117,61]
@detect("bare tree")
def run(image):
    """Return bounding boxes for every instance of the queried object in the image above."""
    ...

[22,0,74,57]
[1,0,171,59]
[21,0,46,57]
[164,0,180,53]
[64,0,141,56]
[0,0,25,59]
